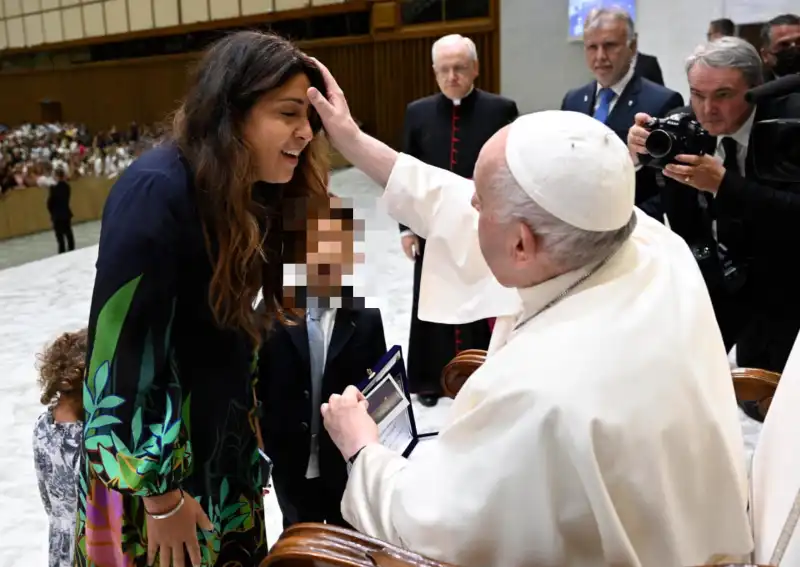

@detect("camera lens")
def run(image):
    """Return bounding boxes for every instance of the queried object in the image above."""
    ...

[645,130,674,159]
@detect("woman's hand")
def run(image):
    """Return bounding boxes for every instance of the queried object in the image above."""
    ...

[144,490,214,567]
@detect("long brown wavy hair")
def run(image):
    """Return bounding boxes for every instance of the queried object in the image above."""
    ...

[171,31,330,345]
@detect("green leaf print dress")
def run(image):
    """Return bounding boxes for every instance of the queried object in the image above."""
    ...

[74,144,267,566]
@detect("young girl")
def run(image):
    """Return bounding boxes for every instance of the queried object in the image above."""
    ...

[32,328,88,567]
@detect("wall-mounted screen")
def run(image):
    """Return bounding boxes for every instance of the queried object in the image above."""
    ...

[569,0,637,42]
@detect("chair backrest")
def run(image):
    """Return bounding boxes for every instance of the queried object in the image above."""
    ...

[440,349,487,398]
[731,368,781,420]
[262,523,457,567]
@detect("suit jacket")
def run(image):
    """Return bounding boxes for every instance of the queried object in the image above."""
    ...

[635,52,664,86]
[561,75,684,215]
[664,95,800,316]
[400,89,518,233]
[47,180,72,222]
[258,307,387,499]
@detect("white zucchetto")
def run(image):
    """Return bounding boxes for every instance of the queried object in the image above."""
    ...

[504,110,635,232]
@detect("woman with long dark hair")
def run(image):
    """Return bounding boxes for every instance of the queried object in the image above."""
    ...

[74,31,329,566]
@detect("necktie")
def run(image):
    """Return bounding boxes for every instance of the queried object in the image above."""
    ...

[306,308,325,478]
[593,88,615,123]
[721,137,740,175]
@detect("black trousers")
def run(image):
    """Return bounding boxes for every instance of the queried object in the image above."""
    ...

[272,474,351,530]
[53,218,75,254]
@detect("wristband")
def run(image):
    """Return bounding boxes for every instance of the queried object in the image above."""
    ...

[146,490,185,520]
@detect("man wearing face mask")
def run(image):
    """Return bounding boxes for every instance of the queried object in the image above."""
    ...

[627,37,800,384]
[760,14,800,81]
[399,34,518,407]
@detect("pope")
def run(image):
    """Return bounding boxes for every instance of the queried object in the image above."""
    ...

[311,60,753,566]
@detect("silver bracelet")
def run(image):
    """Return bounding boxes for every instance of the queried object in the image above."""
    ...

[146,490,185,520]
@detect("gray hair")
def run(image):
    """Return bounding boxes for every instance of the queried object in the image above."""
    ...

[584,8,636,45]
[431,34,478,63]
[685,36,764,87]
[489,162,637,272]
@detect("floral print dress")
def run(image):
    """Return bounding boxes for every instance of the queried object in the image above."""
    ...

[33,407,83,567]
[73,144,267,567]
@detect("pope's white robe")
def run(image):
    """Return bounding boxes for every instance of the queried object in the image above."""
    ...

[342,154,753,566]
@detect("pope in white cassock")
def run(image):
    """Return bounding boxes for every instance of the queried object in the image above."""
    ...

[309,60,754,566]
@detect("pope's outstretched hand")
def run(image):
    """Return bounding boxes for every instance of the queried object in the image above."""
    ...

[306,57,360,149]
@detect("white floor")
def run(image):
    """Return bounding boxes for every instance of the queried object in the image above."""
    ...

[0,167,760,566]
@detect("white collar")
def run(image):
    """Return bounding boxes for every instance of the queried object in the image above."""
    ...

[450,86,475,106]
[720,107,756,148]
[514,267,589,324]
[596,60,636,98]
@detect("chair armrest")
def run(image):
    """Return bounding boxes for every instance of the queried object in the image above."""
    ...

[440,349,487,399]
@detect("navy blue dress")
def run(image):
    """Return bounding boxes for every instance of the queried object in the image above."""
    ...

[75,143,267,566]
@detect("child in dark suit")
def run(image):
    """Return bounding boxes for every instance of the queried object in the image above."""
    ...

[257,200,387,528]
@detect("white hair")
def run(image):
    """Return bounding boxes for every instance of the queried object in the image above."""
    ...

[431,34,478,64]
[489,162,636,271]
[685,36,764,88]
[584,8,636,45]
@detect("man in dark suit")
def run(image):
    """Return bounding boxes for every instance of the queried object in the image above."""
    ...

[400,33,518,407]
[47,167,75,253]
[628,36,800,380]
[634,52,664,85]
[561,7,683,220]
[258,207,387,527]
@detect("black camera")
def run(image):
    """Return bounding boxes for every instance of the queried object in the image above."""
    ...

[640,112,716,169]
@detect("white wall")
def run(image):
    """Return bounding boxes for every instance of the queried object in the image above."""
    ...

[0,0,346,49]
[500,0,725,112]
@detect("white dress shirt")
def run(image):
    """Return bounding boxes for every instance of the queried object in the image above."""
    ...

[306,306,337,479]
[715,107,755,176]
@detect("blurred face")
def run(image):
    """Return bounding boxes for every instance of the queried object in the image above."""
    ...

[243,73,314,184]
[688,63,753,136]
[303,214,362,299]
[433,43,479,101]
[583,19,636,88]
[762,23,800,73]
[472,130,544,289]
[707,27,724,41]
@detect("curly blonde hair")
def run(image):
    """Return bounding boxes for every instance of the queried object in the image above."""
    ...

[36,328,88,406]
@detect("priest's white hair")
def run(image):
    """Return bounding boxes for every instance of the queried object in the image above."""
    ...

[432,34,478,63]
[490,161,637,272]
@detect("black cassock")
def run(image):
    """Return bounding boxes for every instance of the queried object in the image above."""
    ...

[400,88,518,395]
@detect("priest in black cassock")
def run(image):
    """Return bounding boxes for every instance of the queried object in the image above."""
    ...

[399,34,518,406]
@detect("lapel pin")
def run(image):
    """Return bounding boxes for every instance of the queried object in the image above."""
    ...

[628,100,633,106]
[584,95,589,102]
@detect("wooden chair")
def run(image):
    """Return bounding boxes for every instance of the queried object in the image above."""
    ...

[731,368,781,421]
[262,522,455,566]
[440,349,487,399]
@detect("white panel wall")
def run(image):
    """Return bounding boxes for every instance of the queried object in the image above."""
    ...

[500,0,726,112]
[6,16,24,47]
[61,6,81,40]
[82,2,105,37]
[21,0,39,13]
[127,0,152,31]
[153,0,179,28]
[40,0,57,9]
[181,0,209,24]
[23,12,43,45]
[275,0,309,11]
[241,0,274,16]
[104,0,128,35]
[42,8,61,42]
[0,22,6,48]
[4,0,22,18]
[210,0,239,20]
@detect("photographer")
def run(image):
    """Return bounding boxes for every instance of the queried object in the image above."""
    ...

[628,36,800,379]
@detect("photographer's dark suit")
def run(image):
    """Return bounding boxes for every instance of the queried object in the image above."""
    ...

[663,94,800,374]
[47,180,74,253]
[635,52,665,86]
[561,75,684,220]
[257,307,386,528]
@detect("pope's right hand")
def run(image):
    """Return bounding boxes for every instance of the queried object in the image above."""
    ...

[144,490,214,567]
[306,57,360,151]
[627,112,652,165]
